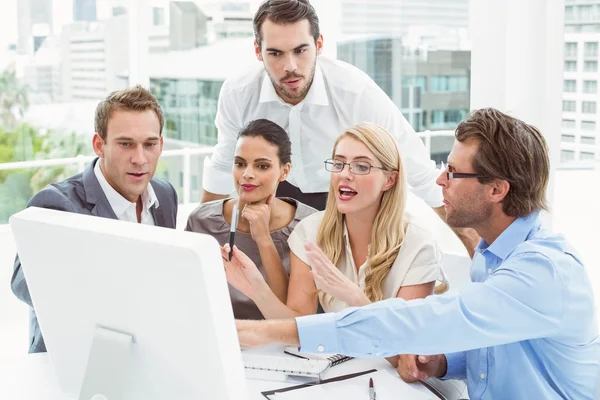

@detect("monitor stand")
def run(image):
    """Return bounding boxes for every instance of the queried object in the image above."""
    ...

[79,326,133,400]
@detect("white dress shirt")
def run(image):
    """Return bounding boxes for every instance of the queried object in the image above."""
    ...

[205,56,443,207]
[94,160,158,225]
[287,211,444,312]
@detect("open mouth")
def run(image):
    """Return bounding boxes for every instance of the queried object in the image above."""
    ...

[339,187,358,199]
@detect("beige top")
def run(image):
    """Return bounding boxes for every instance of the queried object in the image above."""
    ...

[185,197,317,320]
[288,211,444,313]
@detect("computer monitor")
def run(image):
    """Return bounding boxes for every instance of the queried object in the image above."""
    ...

[10,207,248,400]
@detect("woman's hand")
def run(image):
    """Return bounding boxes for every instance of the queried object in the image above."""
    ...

[241,194,274,245]
[221,244,267,299]
[304,241,370,306]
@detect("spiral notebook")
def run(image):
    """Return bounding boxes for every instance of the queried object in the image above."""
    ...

[283,346,354,366]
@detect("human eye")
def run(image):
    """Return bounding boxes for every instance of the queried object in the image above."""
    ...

[355,162,371,172]
[257,164,270,170]
[296,48,307,54]
[332,161,344,170]
[119,142,132,147]
[144,142,157,147]
[234,161,245,168]
[269,51,282,57]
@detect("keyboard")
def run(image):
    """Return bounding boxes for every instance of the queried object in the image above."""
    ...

[242,352,331,381]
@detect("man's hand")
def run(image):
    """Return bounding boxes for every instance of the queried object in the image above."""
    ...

[242,194,274,245]
[396,354,447,383]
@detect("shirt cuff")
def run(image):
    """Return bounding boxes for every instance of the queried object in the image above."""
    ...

[202,156,234,195]
[296,313,340,354]
[442,351,467,380]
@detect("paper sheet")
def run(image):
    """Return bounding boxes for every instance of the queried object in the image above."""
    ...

[268,370,437,400]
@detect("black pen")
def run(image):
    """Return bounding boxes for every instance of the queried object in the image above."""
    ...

[369,377,376,400]
[229,204,239,261]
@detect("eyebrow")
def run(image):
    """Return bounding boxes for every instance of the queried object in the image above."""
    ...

[334,155,374,162]
[114,136,160,141]
[234,156,273,162]
[265,44,310,53]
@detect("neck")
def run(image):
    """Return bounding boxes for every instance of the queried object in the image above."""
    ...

[474,211,517,246]
[344,206,378,248]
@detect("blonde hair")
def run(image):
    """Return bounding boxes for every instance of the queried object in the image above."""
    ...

[316,123,407,302]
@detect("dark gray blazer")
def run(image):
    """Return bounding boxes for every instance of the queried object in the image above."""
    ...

[10,158,178,353]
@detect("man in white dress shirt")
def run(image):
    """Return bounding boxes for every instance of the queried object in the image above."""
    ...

[11,86,179,353]
[202,0,477,253]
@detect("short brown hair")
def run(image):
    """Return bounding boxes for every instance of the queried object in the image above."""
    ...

[253,0,320,48]
[94,85,164,141]
[455,108,549,217]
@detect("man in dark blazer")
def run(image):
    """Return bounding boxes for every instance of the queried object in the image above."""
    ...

[11,85,178,353]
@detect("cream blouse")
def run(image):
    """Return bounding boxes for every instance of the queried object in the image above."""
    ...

[288,211,444,313]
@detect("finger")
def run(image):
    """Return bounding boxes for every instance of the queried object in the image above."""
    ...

[233,245,254,265]
[397,357,419,383]
[418,355,429,363]
[266,193,274,207]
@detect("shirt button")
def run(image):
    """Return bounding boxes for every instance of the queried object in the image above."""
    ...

[480,373,485,379]
[317,345,325,352]
[487,268,492,274]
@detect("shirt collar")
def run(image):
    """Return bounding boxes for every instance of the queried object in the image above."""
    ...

[475,211,540,261]
[93,159,159,218]
[258,61,329,106]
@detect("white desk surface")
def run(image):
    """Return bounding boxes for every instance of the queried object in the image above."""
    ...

[0,353,454,400]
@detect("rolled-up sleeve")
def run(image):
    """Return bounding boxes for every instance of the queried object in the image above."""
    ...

[357,83,443,207]
[203,81,241,194]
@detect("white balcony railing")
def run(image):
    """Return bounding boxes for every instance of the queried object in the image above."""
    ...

[0,130,455,204]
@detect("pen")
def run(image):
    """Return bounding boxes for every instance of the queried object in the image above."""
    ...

[229,204,239,261]
[369,377,376,400]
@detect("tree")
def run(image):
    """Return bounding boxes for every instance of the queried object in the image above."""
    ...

[0,69,30,129]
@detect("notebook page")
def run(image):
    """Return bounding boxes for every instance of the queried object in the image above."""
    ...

[270,370,436,400]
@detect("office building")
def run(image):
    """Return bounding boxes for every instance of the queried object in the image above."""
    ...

[562,1,600,163]
[23,36,62,103]
[337,35,470,164]
[73,0,97,22]
[17,0,54,55]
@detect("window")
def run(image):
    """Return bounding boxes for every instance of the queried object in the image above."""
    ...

[562,119,576,128]
[581,120,596,130]
[582,101,597,114]
[563,100,576,112]
[564,61,577,72]
[583,80,597,93]
[401,76,427,91]
[581,136,596,145]
[431,109,468,128]
[430,76,468,92]
[565,42,578,58]
[561,134,575,143]
[564,80,577,92]
[584,61,598,72]
[584,42,599,57]
[580,152,596,160]
[153,7,165,26]
[561,150,575,162]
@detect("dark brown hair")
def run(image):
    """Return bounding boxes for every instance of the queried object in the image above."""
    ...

[253,0,320,48]
[94,85,164,141]
[455,108,549,217]
[238,119,292,165]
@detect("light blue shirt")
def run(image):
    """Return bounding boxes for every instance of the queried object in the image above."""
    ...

[296,212,600,399]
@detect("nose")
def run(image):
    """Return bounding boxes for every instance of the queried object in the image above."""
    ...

[131,145,147,166]
[242,166,255,180]
[284,53,297,73]
[339,163,353,180]
[436,167,447,188]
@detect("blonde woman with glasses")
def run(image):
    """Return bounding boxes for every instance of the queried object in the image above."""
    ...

[223,123,446,333]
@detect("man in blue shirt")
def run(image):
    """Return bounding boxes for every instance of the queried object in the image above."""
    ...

[236,108,600,399]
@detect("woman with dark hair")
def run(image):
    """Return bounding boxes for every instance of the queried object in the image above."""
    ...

[186,119,316,319]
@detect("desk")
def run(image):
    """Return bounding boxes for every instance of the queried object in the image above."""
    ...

[0,353,465,399]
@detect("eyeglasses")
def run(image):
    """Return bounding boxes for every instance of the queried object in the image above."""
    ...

[440,161,485,180]
[324,159,386,175]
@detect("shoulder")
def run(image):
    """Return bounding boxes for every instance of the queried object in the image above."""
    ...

[402,216,438,249]
[289,210,325,240]
[150,177,177,202]
[28,172,85,210]
[186,199,227,233]
[290,199,319,222]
